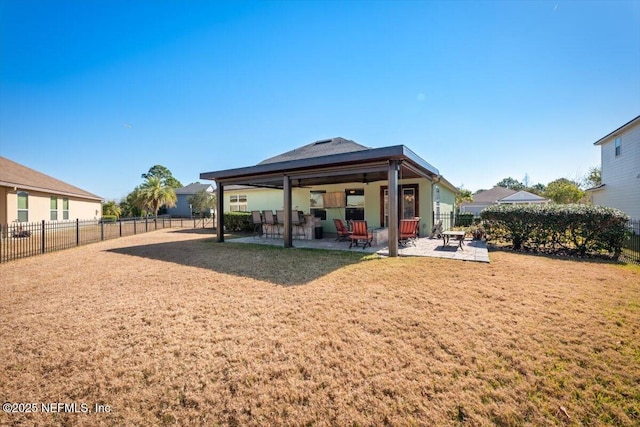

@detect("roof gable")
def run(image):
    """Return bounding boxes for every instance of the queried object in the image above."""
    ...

[499,190,547,202]
[0,156,102,201]
[593,115,640,146]
[175,183,214,195]
[471,186,517,203]
[258,137,369,165]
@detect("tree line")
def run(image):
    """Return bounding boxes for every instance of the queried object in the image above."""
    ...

[102,165,215,218]
[457,166,601,205]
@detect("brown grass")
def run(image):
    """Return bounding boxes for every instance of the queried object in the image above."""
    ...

[1,229,638,426]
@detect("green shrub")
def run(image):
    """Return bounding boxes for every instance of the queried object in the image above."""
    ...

[224,212,252,232]
[101,215,117,223]
[481,204,630,258]
[455,213,475,227]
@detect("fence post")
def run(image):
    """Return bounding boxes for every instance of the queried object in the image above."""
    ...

[101,219,104,241]
[450,211,454,228]
[41,220,46,254]
[134,217,137,235]
[145,217,148,232]
[154,217,157,230]
[76,219,79,246]
[119,219,122,237]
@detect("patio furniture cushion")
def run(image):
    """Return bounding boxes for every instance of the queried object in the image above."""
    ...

[349,220,373,249]
[333,218,351,241]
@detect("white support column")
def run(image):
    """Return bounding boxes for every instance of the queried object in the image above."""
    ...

[388,160,399,257]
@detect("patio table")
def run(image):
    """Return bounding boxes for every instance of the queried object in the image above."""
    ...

[442,230,465,250]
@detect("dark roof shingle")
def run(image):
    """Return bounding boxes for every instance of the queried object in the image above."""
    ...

[258,137,369,165]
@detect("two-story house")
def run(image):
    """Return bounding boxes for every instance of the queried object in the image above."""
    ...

[587,115,640,220]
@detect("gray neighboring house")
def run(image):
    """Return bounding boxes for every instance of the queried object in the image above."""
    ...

[498,190,549,206]
[166,183,214,217]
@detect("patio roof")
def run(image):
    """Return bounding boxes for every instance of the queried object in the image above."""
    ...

[200,140,455,257]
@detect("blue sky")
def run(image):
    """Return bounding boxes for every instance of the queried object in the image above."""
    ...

[1,0,639,200]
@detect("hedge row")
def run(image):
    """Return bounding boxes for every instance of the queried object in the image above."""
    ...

[480,204,630,258]
[224,212,253,232]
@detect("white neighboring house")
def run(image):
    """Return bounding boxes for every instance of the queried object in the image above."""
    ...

[587,115,640,220]
[459,186,549,216]
[498,190,549,206]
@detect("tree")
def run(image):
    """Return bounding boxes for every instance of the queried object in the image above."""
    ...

[527,183,546,195]
[187,189,216,217]
[119,187,143,217]
[455,188,473,206]
[102,200,122,218]
[496,177,525,191]
[583,166,602,189]
[544,178,584,204]
[141,165,183,189]
[137,176,177,216]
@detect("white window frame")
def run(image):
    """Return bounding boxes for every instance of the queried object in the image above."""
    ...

[17,191,29,222]
[50,196,58,221]
[229,194,247,212]
[62,198,69,220]
[615,136,621,157]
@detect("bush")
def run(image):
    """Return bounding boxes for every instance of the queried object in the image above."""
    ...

[455,213,475,226]
[101,215,117,223]
[224,212,252,232]
[481,204,630,258]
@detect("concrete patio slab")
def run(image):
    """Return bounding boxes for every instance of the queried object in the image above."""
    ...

[228,235,490,263]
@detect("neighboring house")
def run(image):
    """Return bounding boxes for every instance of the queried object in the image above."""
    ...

[459,186,517,215]
[586,115,640,220]
[200,137,458,256]
[497,190,549,206]
[166,182,215,217]
[0,156,103,224]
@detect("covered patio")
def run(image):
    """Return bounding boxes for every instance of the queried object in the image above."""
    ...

[201,144,452,257]
[227,234,490,263]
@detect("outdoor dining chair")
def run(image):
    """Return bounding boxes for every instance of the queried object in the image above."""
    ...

[262,210,277,238]
[333,218,351,241]
[399,218,420,246]
[251,210,263,238]
[275,210,285,238]
[291,210,306,239]
[349,220,373,249]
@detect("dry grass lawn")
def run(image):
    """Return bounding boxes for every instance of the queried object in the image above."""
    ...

[1,228,639,426]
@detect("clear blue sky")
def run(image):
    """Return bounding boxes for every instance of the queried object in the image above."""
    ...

[1,0,639,200]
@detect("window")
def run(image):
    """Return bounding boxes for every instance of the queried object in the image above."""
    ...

[229,194,247,212]
[310,190,326,219]
[62,198,69,220]
[50,197,58,220]
[345,188,365,221]
[17,192,28,222]
[615,137,621,157]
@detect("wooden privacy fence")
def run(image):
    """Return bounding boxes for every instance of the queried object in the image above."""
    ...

[0,216,214,263]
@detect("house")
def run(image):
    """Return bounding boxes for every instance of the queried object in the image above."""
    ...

[0,156,103,225]
[586,115,640,220]
[497,190,549,206]
[200,137,458,257]
[166,182,215,217]
[459,186,517,216]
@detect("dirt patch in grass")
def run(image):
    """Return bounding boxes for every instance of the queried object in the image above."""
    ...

[1,228,639,426]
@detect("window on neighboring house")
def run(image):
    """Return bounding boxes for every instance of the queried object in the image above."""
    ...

[62,198,69,220]
[50,196,58,220]
[229,194,247,212]
[615,137,621,157]
[17,192,29,222]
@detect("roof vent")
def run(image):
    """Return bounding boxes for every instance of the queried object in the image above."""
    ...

[314,139,333,145]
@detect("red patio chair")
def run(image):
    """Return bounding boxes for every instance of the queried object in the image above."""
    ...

[399,218,420,246]
[333,218,351,241]
[349,220,373,249]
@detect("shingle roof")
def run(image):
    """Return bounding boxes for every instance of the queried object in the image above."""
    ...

[471,186,517,204]
[258,137,369,165]
[175,183,214,195]
[0,156,102,201]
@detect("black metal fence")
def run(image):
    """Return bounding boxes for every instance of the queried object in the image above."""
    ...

[622,219,640,265]
[0,216,214,263]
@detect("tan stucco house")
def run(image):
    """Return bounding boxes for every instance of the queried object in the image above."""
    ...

[0,156,103,224]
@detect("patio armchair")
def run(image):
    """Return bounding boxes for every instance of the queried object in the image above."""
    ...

[251,211,263,238]
[275,210,285,238]
[333,218,351,241]
[399,218,420,246]
[429,220,443,239]
[349,220,373,249]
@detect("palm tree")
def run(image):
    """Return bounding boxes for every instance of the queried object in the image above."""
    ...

[137,176,177,216]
